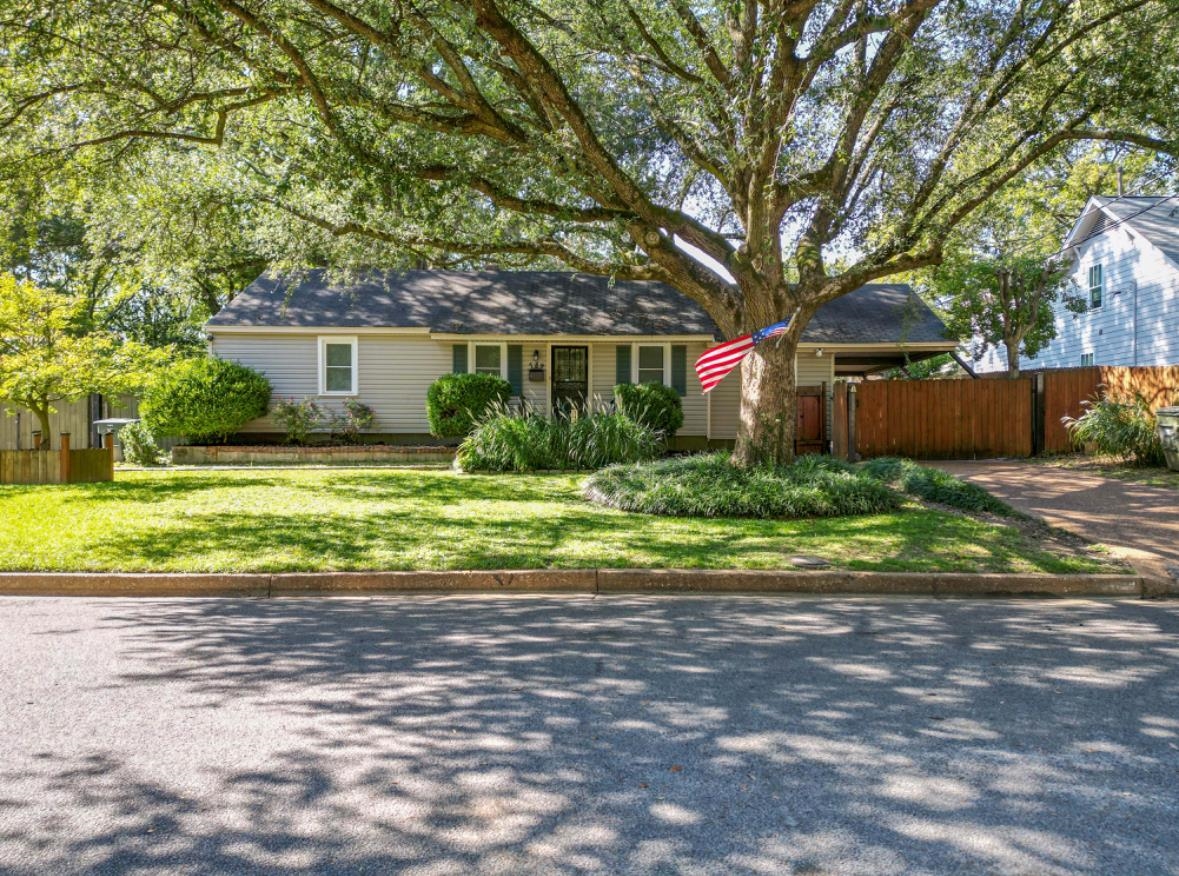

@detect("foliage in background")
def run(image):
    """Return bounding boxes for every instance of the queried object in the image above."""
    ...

[118,420,166,467]
[457,409,659,473]
[0,273,163,448]
[3,1,1174,466]
[859,457,1021,517]
[585,453,901,519]
[614,382,684,439]
[882,353,960,381]
[330,398,376,444]
[140,357,271,444]
[1063,393,1164,466]
[938,254,1086,377]
[427,373,512,439]
[271,397,324,445]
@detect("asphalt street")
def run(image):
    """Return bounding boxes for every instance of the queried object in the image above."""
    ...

[1,595,1177,875]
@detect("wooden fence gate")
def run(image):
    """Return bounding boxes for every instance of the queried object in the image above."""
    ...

[853,378,1033,459]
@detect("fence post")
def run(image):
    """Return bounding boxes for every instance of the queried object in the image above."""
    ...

[1032,373,1045,456]
[848,383,858,462]
[103,431,115,479]
[59,433,71,483]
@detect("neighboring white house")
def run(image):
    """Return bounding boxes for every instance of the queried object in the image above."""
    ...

[974,196,1179,372]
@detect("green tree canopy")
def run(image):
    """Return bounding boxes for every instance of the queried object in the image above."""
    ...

[0,273,164,447]
[2,0,1176,462]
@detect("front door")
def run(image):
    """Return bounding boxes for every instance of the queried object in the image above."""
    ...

[795,385,827,455]
[551,346,589,417]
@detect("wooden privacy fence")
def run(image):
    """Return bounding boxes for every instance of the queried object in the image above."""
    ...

[834,365,1179,460]
[0,434,114,485]
[853,378,1032,459]
[1040,366,1179,453]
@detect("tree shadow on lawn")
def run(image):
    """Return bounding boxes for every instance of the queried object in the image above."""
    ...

[75,508,1093,573]
[4,597,1178,873]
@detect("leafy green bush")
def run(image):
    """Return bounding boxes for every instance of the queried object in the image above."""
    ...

[457,410,660,472]
[271,397,324,445]
[118,420,165,466]
[140,357,271,444]
[1063,393,1163,466]
[614,382,684,438]
[859,456,1018,516]
[585,452,901,518]
[427,373,512,438]
[331,398,377,444]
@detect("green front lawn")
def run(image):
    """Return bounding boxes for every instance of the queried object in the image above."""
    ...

[0,468,1116,574]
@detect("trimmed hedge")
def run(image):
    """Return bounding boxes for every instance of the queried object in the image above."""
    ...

[427,372,512,439]
[457,411,660,472]
[614,382,684,438]
[585,453,902,518]
[859,457,1020,517]
[140,358,271,444]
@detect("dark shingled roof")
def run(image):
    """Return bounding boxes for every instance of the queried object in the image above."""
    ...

[207,269,951,344]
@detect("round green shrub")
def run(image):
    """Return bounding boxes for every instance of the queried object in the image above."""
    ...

[118,420,166,466]
[457,411,660,472]
[614,382,684,438]
[140,357,271,444]
[585,453,902,518]
[427,372,512,439]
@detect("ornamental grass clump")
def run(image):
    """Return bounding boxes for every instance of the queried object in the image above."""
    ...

[584,452,901,519]
[1063,393,1164,466]
[457,409,660,472]
[859,456,1019,517]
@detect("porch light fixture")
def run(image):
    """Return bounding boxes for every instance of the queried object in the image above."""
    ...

[530,350,541,369]
[815,348,824,357]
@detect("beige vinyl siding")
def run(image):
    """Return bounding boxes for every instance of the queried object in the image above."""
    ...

[211,333,452,434]
[586,340,709,436]
[520,342,549,413]
[707,352,836,440]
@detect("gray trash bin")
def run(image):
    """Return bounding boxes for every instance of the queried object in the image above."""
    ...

[1157,407,1179,472]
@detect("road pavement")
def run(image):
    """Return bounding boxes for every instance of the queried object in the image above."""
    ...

[2,595,1178,874]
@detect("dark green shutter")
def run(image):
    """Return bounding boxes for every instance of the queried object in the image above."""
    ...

[615,344,632,386]
[671,345,687,397]
[507,344,523,396]
[452,344,468,374]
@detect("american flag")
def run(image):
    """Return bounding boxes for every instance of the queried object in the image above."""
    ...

[694,318,792,394]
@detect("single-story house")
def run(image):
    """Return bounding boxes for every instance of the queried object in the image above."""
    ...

[205,270,954,446]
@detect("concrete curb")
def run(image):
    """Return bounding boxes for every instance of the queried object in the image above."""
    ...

[0,569,1167,598]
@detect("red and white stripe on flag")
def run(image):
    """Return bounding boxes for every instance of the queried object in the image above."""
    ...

[694,334,755,394]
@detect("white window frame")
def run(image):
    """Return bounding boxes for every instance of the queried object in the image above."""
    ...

[1088,263,1104,309]
[1081,352,1095,367]
[632,342,671,386]
[318,335,358,396]
[469,341,508,379]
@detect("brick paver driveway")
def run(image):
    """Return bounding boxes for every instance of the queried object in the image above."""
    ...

[934,460,1179,571]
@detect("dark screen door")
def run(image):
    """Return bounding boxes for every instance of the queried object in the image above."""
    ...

[551,346,589,416]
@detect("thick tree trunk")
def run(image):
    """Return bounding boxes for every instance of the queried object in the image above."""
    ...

[732,336,798,467]
[1005,334,1021,378]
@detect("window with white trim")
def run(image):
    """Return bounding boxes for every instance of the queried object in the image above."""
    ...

[634,344,669,385]
[1081,352,1094,367]
[1088,264,1104,309]
[471,342,506,378]
[319,336,358,395]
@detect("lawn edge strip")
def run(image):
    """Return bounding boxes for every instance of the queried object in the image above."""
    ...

[0,569,1162,598]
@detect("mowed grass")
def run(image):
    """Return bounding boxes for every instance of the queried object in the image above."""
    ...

[0,468,1114,574]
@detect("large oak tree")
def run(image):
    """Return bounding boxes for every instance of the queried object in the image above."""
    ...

[2,0,1176,463]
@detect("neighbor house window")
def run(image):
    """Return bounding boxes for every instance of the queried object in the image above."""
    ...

[1088,264,1103,308]
[472,343,506,378]
[319,336,358,395]
[1081,353,1095,367]
[634,344,669,385]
